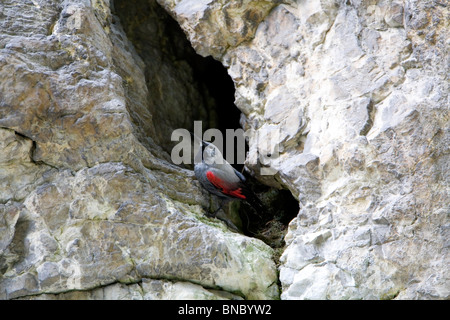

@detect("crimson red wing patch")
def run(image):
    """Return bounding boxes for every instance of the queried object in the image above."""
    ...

[206,171,246,199]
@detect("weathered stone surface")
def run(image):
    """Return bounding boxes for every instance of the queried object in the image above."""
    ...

[161,0,449,299]
[1,0,448,300]
[0,0,278,300]
[20,278,243,300]
[0,202,21,255]
[2,162,276,299]
[156,0,281,60]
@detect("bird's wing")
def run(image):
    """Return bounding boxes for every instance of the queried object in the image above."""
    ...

[206,170,247,200]
[233,168,246,182]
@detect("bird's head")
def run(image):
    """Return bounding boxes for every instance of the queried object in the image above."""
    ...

[190,131,225,165]
[201,140,224,165]
[191,131,224,166]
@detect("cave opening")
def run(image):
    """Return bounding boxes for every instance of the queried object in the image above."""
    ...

[112,0,299,252]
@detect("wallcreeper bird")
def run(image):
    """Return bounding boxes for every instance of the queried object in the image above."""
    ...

[193,137,263,217]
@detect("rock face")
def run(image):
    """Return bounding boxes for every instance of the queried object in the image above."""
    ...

[160,0,449,300]
[0,0,278,300]
[0,0,448,300]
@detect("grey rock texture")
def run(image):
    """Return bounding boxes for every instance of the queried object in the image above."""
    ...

[21,279,243,300]
[1,0,448,300]
[161,0,449,299]
[0,0,278,300]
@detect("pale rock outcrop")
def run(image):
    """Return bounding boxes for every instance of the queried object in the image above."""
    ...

[20,279,243,300]
[161,0,449,299]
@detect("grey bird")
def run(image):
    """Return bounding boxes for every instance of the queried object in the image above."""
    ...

[192,136,264,217]
[194,140,248,201]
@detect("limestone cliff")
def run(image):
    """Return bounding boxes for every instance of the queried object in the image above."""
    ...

[1,0,448,300]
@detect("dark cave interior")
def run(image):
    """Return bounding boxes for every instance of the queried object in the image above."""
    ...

[112,0,299,251]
